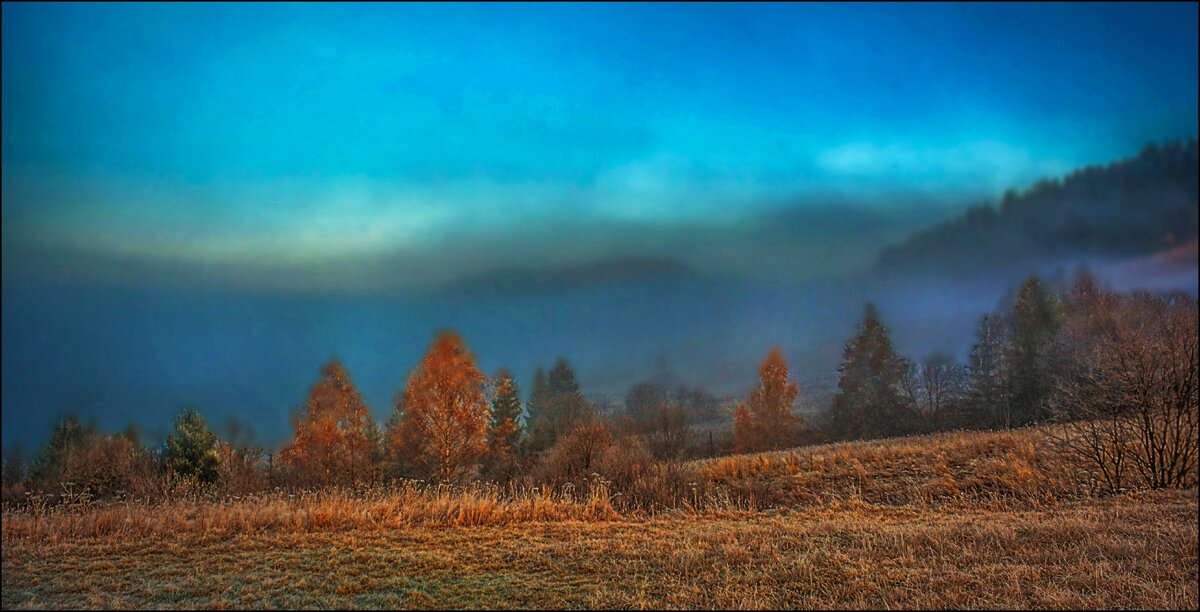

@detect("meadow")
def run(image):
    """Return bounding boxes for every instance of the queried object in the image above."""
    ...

[3,426,1197,609]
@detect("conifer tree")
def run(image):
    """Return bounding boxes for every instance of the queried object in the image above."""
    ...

[490,369,524,452]
[164,407,220,484]
[830,303,916,441]
[966,313,1013,428]
[1005,275,1060,426]
[29,415,90,487]
[548,357,580,396]
[525,367,549,431]
[529,357,593,453]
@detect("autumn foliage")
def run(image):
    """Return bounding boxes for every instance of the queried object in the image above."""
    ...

[734,347,802,453]
[392,332,491,484]
[279,360,379,489]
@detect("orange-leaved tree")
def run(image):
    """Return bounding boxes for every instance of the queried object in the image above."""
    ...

[734,346,802,453]
[279,359,379,489]
[393,332,491,484]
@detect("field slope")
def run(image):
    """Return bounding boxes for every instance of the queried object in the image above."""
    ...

[3,428,1197,609]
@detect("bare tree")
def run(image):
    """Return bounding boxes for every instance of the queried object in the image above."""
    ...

[1049,287,1198,492]
[901,352,967,433]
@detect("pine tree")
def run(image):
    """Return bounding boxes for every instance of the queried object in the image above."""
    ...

[734,346,802,453]
[1005,275,1061,426]
[548,357,580,396]
[392,332,491,484]
[279,359,378,488]
[490,369,524,451]
[529,357,593,454]
[966,313,1012,428]
[164,407,220,484]
[525,367,549,431]
[830,303,915,441]
[29,415,90,487]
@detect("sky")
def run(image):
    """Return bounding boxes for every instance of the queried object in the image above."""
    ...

[1,2,1197,452]
[3,2,1197,290]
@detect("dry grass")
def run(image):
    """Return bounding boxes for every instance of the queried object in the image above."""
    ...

[696,427,1083,511]
[2,481,619,543]
[3,426,1197,609]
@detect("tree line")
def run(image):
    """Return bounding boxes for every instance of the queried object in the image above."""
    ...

[3,272,1196,502]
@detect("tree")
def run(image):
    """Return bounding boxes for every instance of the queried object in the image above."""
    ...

[548,357,580,396]
[279,359,378,488]
[734,346,802,453]
[965,313,1012,429]
[164,407,220,485]
[532,421,614,488]
[526,367,549,431]
[676,386,722,424]
[625,382,690,459]
[625,382,668,425]
[484,369,524,479]
[1005,275,1061,426]
[830,304,916,441]
[1049,289,1198,491]
[392,332,491,484]
[528,357,593,454]
[30,415,91,487]
[900,351,967,433]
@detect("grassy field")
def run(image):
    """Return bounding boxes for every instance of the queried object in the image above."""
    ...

[4,428,1197,609]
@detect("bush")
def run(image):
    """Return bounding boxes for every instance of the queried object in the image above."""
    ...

[531,422,614,489]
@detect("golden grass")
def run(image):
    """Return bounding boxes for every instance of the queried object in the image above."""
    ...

[3,426,1196,609]
[696,427,1082,510]
[3,490,1195,609]
[2,481,620,543]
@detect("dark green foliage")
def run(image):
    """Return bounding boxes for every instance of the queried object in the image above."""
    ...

[30,415,91,487]
[530,392,595,454]
[876,138,1199,274]
[1004,276,1061,427]
[965,313,1013,429]
[491,368,524,449]
[525,367,549,430]
[164,407,220,484]
[548,357,580,396]
[527,358,595,454]
[830,304,917,441]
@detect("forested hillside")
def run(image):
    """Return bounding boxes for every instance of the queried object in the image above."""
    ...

[875,138,1199,274]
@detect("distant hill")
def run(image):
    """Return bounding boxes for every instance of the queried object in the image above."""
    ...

[440,256,698,297]
[874,138,1199,276]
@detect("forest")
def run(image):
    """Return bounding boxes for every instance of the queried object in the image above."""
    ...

[4,270,1195,508]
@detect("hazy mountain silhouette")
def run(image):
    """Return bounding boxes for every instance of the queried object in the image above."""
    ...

[873,138,1199,279]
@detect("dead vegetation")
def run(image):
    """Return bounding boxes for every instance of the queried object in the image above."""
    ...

[3,425,1196,609]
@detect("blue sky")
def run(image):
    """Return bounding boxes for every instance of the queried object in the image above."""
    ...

[1,2,1198,453]
[2,2,1198,289]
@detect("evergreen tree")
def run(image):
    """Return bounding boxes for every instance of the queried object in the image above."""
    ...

[490,369,524,451]
[529,357,593,454]
[829,304,916,441]
[1005,275,1061,426]
[30,415,93,487]
[525,367,549,430]
[548,357,580,396]
[164,407,220,484]
[965,313,1012,429]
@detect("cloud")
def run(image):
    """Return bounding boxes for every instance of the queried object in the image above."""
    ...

[814,140,1074,197]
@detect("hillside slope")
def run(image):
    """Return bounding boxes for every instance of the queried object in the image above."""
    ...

[874,138,1199,277]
